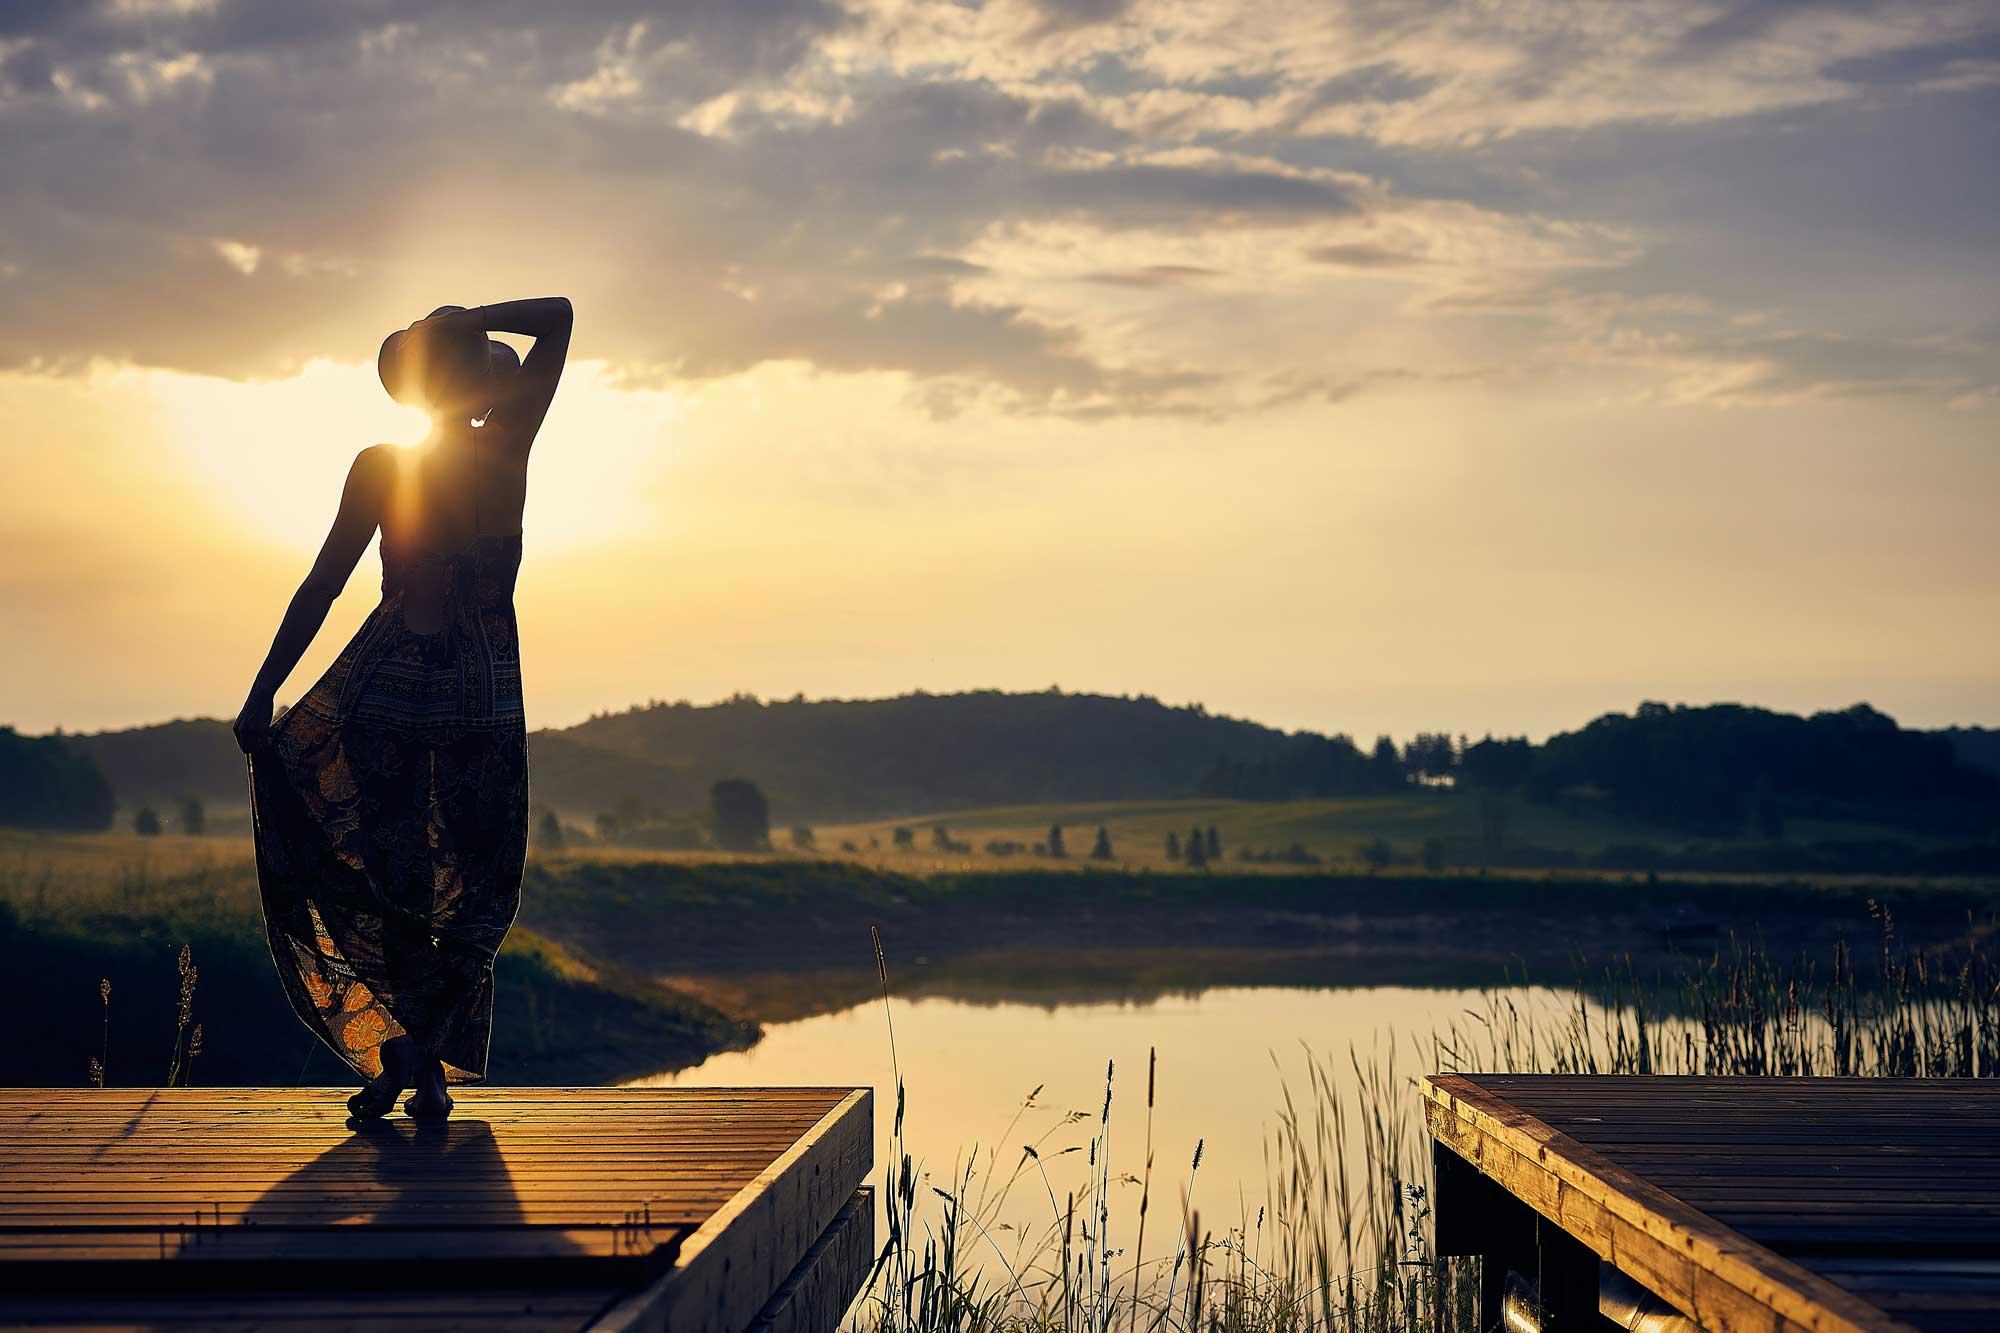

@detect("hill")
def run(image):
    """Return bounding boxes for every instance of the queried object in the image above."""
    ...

[71,718,247,810]
[553,689,1305,820]
[56,690,1303,823]
[1943,727,2000,780]
[24,694,2000,848]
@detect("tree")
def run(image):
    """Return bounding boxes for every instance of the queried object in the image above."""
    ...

[1360,836,1392,871]
[1421,837,1446,872]
[709,778,771,852]
[1090,825,1113,860]
[1165,830,1180,860]
[178,795,206,837]
[792,825,817,850]
[536,809,565,850]
[1046,824,1067,858]
[0,728,114,831]
[594,812,620,843]
[1460,736,1534,791]
[1184,824,1208,868]
[1204,825,1220,860]
[931,825,954,851]
[133,807,162,837]
[1402,733,1458,784]
[892,827,915,850]
[1369,736,1404,789]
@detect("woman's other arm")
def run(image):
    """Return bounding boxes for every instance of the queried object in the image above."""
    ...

[232,446,393,753]
[437,298,573,446]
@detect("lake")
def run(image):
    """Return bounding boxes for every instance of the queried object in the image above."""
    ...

[630,979,1583,1290]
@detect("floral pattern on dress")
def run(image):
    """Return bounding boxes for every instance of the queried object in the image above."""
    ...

[250,534,527,1084]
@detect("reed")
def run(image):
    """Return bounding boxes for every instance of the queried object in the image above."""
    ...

[852,918,1996,1332]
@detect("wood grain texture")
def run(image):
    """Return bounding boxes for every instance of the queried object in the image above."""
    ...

[743,1188,877,1333]
[1424,1075,2000,1333]
[594,1088,874,1333]
[0,1086,872,1333]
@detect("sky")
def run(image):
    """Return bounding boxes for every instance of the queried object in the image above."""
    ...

[2,0,1997,743]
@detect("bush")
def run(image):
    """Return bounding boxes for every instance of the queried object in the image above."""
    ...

[709,779,770,852]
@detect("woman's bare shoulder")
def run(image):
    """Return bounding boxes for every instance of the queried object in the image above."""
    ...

[344,444,406,502]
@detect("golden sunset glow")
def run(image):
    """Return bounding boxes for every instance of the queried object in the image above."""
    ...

[1,0,1995,739]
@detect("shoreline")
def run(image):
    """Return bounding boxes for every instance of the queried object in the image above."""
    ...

[4,833,1995,1087]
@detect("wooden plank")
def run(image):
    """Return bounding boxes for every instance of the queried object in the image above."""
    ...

[0,1086,873,1331]
[0,1288,620,1330]
[1424,1074,1915,1333]
[741,1188,876,1333]
[1444,1075,2000,1328]
[594,1089,873,1333]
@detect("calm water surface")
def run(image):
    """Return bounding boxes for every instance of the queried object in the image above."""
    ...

[631,982,1576,1282]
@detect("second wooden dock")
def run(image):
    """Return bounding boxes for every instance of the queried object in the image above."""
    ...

[1425,1074,2000,1332]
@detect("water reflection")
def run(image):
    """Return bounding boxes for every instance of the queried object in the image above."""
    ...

[632,983,1566,1278]
[658,944,1525,1025]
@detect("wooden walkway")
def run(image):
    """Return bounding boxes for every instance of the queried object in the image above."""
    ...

[0,1087,873,1331]
[1424,1075,2000,1332]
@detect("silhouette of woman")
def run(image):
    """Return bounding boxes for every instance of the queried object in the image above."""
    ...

[233,299,572,1122]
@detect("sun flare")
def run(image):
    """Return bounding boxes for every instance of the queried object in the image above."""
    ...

[129,359,685,553]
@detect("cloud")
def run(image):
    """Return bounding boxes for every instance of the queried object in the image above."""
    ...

[1664,0,1878,63]
[0,0,1994,418]
[1079,264,1219,287]
[211,238,259,275]
[1822,29,2000,89]
[1304,242,1427,269]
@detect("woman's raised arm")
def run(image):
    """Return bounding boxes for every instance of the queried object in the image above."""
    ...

[432,298,573,446]
[233,446,393,753]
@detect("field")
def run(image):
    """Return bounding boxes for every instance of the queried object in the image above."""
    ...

[804,789,1944,874]
[117,785,1963,876]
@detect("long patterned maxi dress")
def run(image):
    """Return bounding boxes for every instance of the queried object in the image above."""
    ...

[249,530,528,1084]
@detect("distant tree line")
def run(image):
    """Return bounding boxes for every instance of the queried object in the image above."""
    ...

[0,728,114,831]
[1200,702,1997,836]
[1198,733,1418,801]
[1532,703,1995,832]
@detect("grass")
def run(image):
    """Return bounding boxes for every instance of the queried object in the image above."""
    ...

[186,785,1961,876]
[0,829,753,1087]
[849,917,1998,1332]
[5,826,1996,1327]
[804,791,1944,876]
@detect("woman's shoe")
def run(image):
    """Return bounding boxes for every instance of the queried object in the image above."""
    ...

[347,1078,400,1122]
[403,1055,455,1120]
[348,1036,420,1124]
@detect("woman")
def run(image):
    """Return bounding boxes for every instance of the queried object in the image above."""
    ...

[233,298,572,1121]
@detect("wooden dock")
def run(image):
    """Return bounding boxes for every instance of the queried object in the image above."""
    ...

[1424,1074,2000,1332]
[0,1087,873,1331]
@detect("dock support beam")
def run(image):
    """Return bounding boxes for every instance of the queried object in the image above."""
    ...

[1434,1142,1609,1332]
